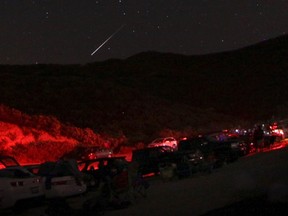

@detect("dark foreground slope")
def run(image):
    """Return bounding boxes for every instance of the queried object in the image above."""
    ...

[103,143,288,216]
[202,195,288,216]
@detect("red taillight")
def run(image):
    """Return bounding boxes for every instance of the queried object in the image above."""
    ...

[52,180,68,185]
[10,181,24,187]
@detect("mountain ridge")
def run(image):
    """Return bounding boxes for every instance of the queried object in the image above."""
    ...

[1,34,288,144]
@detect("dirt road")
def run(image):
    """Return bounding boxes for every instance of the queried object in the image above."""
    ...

[106,145,288,216]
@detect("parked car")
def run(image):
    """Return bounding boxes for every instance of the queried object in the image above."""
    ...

[178,134,242,168]
[131,146,203,176]
[24,159,87,199]
[132,147,170,176]
[64,146,113,160]
[86,147,113,160]
[0,156,45,210]
[207,131,249,156]
[148,137,178,149]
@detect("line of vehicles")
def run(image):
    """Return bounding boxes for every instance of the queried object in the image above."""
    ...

[0,155,87,211]
[132,132,247,177]
[0,154,131,211]
[132,128,285,178]
[0,128,284,211]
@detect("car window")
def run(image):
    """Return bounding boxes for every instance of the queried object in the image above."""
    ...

[77,163,86,171]
[0,157,19,167]
[153,139,163,144]
[0,170,15,178]
[0,169,32,178]
[88,161,100,170]
[165,138,175,142]
[27,166,40,175]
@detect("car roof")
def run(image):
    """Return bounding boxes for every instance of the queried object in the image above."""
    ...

[133,146,172,153]
[153,137,175,140]
[78,156,126,164]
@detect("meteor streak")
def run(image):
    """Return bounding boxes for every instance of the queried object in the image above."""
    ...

[91,24,126,56]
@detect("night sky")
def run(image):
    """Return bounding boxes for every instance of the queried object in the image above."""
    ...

[1,0,288,65]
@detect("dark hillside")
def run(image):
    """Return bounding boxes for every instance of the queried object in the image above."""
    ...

[0,35,288,143]
[119,35,288,119]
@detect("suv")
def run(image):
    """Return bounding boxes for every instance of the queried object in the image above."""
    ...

[148,137,178,149]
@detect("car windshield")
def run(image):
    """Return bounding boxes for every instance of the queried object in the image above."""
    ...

[0,156,20,168]
[153,138,165,144]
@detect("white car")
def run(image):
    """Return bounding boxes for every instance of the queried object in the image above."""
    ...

[148,137,178,149]
[25,160,87,199]
[0,156,45,210]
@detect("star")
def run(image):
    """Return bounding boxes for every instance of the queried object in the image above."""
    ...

[0,0,287,64]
